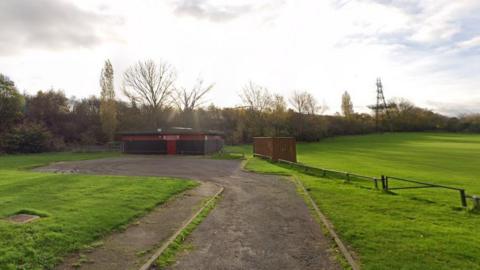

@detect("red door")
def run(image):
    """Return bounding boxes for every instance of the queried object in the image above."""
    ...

[167,140,176,155]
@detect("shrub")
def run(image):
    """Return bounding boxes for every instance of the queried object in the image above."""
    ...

[0,123,54,153]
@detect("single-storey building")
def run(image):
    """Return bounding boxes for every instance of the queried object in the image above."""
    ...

[118,128,224,155]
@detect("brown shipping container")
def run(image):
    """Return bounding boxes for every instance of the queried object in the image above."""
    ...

[253,137,297,162]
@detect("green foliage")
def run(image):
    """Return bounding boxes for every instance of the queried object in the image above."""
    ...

[69,96,106,144]
[0,123,53,153]
[0,153,196,268]
[244,133,480,270]
[0,74,24,134]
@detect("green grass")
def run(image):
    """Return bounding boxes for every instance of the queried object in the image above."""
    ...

[0,152,121,170]
[156,194,220,269]
[222,145,252,155]
[242,132,480,270]
[0,152,197,269]
[209,151,245,160]
[296,133,480,195]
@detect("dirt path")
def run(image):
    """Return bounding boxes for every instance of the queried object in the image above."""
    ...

[38,156,340,270]
[167,172,340,270]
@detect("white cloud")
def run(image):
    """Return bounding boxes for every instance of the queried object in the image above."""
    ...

[173,0,253,22]
[0,0,122,55]
[457,36,480,50]
[0,0,479,116]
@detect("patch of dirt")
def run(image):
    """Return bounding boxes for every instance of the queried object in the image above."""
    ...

[7,214,40,224]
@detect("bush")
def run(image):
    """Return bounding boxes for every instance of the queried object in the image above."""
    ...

[0,123,55,153]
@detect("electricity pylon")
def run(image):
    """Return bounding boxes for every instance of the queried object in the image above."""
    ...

[368,78,392,131]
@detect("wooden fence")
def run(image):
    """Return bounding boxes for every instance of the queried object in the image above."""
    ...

[253,154,476,208]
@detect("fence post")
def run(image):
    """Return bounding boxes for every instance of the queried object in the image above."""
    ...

[473,195,480,211]
[374,178,378,189]
[381,175,386,190]
[460,190,467,208]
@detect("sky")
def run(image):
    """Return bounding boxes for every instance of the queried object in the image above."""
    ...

[0,0,479,116]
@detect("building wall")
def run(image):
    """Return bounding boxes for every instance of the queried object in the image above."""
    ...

[253,137,274,158]
[176,140,205,155]
[253,137,297,162]
[272,137,297,162]
[121,134,223,155]
[204,136,224,154]
[124,140,167,154]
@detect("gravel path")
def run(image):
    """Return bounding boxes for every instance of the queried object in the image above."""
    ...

[38,156,340,270]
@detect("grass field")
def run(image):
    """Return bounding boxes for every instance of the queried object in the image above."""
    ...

[0,152,196,269]
[232,132,480,270]
[296,133,480,194]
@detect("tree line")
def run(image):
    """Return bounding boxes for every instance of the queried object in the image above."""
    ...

[1,60,480,153]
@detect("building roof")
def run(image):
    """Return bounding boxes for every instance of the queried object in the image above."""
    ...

[117,127,224,136]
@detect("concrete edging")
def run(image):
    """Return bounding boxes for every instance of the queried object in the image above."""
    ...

[294,177,361,270]
[139,184,225,270]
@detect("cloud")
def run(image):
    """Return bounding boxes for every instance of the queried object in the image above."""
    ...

[0,0,121,55]
[427,100,480,117]
[172,0,260,22]
[456,36,480,50]
[334,0,480,48]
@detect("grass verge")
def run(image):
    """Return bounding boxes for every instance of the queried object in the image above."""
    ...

[292,176,353,270]
[155,193,221,269]
[209,150,246,160]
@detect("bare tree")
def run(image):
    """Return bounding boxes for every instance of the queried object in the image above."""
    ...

[290,91,308,114]
[272,94,287,112]
[289,90,321,115]
[123,60,176,126]
[239,81,273,112]
[174,78,214,112]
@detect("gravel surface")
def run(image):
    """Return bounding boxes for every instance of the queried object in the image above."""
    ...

[38,156,340,270]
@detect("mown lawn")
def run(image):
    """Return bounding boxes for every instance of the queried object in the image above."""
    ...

[236,132,480,270]
[0,152,197,269]
[296,132,480,195]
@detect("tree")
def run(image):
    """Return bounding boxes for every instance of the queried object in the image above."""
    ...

[123,60,176,127]
[289,90,321,115]
[99,60,117,141]
[270,94,289,136]
[272,94,287,113]
[1,122,53,153]
[239,81,273,112]
[0,74,24,134]
[70,96,105,144]
[174,78,214,112]
[24,89,69,138]
[341,91,354,118]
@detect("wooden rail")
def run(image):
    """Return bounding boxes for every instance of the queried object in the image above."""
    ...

[275,158,474,208]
